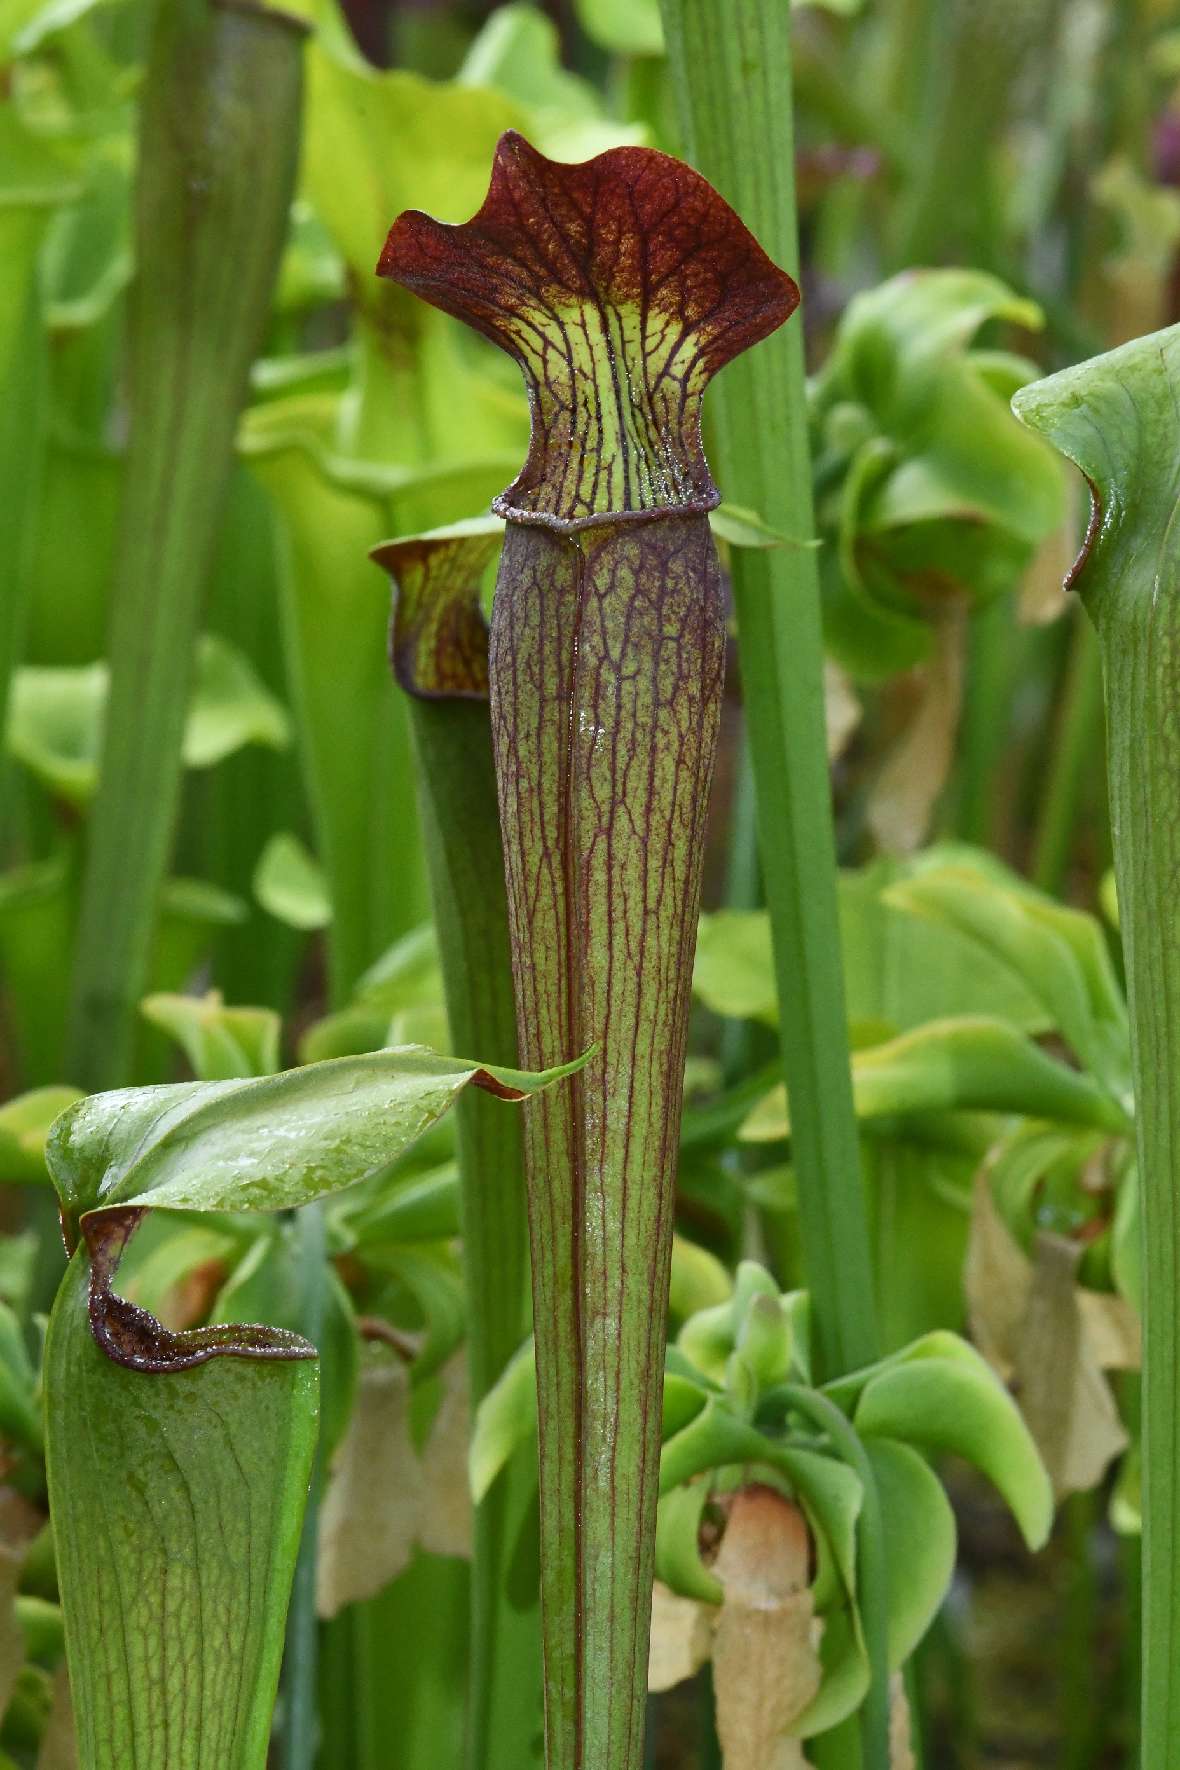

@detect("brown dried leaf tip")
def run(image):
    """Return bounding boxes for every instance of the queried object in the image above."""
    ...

[377,131,799,528]
[372,526,500,701]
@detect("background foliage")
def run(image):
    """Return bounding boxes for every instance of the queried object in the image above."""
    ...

[1,0,1175,1764]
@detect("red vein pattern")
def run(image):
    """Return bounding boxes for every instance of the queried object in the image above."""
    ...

[379,131,797,529]
[379,133,797,1770]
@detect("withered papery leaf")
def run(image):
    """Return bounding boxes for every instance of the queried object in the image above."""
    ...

[1077,1288,1141,1371]
[967,1177,1129,1497]
[647,1580,715,1695]
[711,1488,818,1770]
[318,1351,475,1617]
[316,1357,422,1617]
[824,660,862,763]
[1016,1232,1128,1500]
[889,1673,916,1770]
[868,608,965,855]
[965,1172,1030,1381]
[416,1352,475,1561]
[37,1666,77,1770]
[379,132,797,1770]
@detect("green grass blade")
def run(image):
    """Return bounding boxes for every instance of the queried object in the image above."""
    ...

[659,0,879,1380]
[0,212,50,854]
[244,447,427,1002]
[66,0,306,1087]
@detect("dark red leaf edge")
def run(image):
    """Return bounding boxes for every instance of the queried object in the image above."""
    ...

[82,1208,316,1373]
[372,528,500,701]
[377,131,798,530]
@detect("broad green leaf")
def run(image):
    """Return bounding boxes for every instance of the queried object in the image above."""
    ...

[301,42,522,300]
[654,1480,721,1605]
[0,103,81,208]
[153,879,249,1005]
[867,1437,956,1666]
[472,1229,736,1503]
[42,147,133,333]
[694,847,1049,1035]
[336,1161,461,1250]
[9,0,112,53]
[884,864,1129,1096]
[15,1594,63,1664]
[677,1261,783,1386]
[210,1222,359,1460]
[692,910,779,1023]
[470,1336,536,1504]
[789,1603,869,1742]
[6,639,289,804]
[45,1248,318,1770]
[853,1351,1052,1549]
[811,270,1064,675]
[775,1451,867,1738]
[0,1233,34,1311]
[181,633,290,768]
[140,991,282,1082]
[982,1120,1113,1248]
[354,922,441,1014]
[23,438,121,668]
[120,1221,242,1321]
[0,1299,40,1453]
[741,1016,1129,1143]
[370,1242,467,1384]
[1111,1440,1142,1537]
[47,1044,587,1242]
[775,1446,861,1613]
[708,500,809,551]
[298,1004,392,1065]
[839,847,1055,1035]
[253,831,333,932]
[5,660,105,805]
[272,201,345,317]
[667,1234,733,1320]
[0,1086,81,1181]
[574,0,664,55]
[458,3,641,161]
